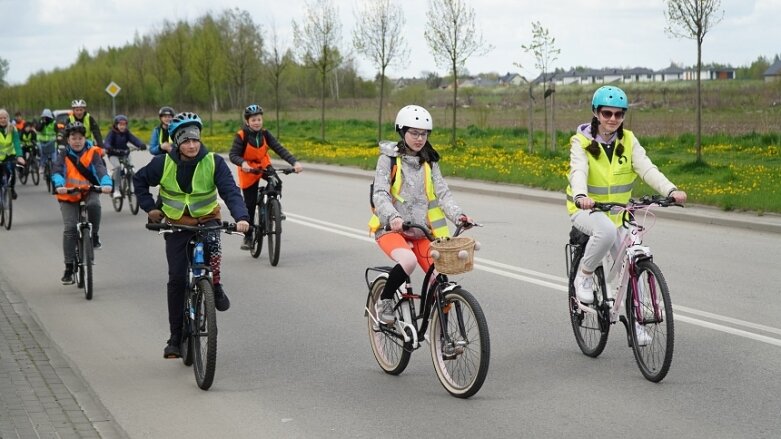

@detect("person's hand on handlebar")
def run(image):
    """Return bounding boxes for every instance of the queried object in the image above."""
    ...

[292,162,303,173]
[147,209,165,224]
[235,220,250,233]
[669,190,687,204]
[458,214,475,226]
[241,161,255,173]
[575,196,595,210]
[100,185,112,194]
[389,216,404,232]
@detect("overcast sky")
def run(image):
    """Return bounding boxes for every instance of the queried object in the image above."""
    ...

[4,0,780,86]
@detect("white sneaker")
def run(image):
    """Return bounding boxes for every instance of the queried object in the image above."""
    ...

[112,191,122,199]
[374,299,396,325]
[634,322,652,346]
[574,271,595,304]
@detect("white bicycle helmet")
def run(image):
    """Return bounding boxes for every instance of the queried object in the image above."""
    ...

[71,99,87,108]
[41,108,54,119]
[395,105,433,132]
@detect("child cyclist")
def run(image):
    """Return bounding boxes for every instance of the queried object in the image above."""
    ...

[103,114,147,199]
[52,122,113,283]
[228,104,303,250]
[148,106,175,155]
[369,105,473,325]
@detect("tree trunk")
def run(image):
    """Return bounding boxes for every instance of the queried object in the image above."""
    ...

[527,83,534,153]
[452,62,458,147]
[320,67,326,141]
[378,68,386,142]
[696,39,703,163]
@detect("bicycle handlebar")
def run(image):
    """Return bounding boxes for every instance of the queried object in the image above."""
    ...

[145,221,240,234]
[247,167,296,176]
[383,220,482,240]
[589,195,683,212]
[64,185,104,194]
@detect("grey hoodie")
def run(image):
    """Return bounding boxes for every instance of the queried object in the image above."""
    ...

[372,140,464,240]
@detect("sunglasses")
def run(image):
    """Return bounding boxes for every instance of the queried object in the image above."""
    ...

[599,109,626,120]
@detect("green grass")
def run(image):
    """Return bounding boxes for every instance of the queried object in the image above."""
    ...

[127,116,781,214]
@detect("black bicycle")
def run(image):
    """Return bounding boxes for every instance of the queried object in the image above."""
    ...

[17,143,40,186]
[248,167,294,266]
[365,222,490,398]
[111,150,139,215]
[65,186,104,300]
[146,221,243,390]
[42,144,58,194]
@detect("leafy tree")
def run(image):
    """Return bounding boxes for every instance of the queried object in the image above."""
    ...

[522,21,560,152]
[293,0,343,141]
[424,0,492,146]
[664,0,724,163]
[352,0,408,141]
[190,14,226,133]
[0,57,9,87]
[219,8,264,109]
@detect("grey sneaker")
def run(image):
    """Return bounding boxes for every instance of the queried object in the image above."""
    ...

[574,271,595,304]
[374,298,395,325]
[634,322,652,347]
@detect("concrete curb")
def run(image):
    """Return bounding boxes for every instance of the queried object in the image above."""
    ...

[289,161,781,235]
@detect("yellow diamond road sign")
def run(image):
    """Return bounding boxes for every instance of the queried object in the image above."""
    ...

[105,81,121,97]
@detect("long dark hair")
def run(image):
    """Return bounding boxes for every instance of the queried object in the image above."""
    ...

[586,115,626,163]
[398,139,440,164]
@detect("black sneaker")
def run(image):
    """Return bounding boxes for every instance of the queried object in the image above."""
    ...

[213,284,231,312]
[92,235,102,250]
[11,188,17,200]
[163,335,182,359]
[240,234,252,251]
[61,268,74,285]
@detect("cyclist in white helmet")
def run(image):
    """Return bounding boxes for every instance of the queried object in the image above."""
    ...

[69,99,103,147]
[369,105,474,325]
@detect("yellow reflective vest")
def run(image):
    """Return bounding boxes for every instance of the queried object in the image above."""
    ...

[566,130,637,225]
[369,156,449,238]
[159,154,219,220]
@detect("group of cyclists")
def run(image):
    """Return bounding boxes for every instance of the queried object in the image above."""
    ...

[6,85,687,379]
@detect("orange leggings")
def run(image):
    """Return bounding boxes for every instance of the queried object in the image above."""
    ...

[377,232,433,274]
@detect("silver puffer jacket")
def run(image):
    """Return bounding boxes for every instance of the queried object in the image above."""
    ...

[372,140,464,240]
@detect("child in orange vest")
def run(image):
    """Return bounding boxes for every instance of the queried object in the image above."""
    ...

[228,104,303,250]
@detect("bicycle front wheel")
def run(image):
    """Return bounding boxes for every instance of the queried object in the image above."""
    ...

[81,230,94,300]
[18,164,28,185]
[366,276,411,375]
[181,303,194,367]
[429,287,490,398]
[627,260,674,382]
[192,278,217,390]
[126,172,139,215]
[266,198,282,266]
[45,163,54,194]
[112,178,123,212]
[2,187,12,230]
[568,255,609,357]
[250,203,263,258]
[31,158,40,185]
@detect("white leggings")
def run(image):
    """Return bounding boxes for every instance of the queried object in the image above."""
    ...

[570,210,617,273]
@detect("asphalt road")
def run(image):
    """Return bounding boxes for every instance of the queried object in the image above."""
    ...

[1,152,780,438]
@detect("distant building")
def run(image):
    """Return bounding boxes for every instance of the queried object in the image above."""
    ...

[764,60,781,82]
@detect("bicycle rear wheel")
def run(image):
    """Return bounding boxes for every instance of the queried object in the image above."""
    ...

[366,276,411,375]
[112,178,123,212]
[627,260,674,382]
[18,164,28,185]
[0,189,5,227]
[2,187,12,230]
[126,172,139,215]
[192,278,217,390]
[429,287,490,398]
[250,204,263,258]
[45,162,54,194]
[30,158,40,185]
[266,198,282,266]
[568,254,609,357]
[81,230,94,300]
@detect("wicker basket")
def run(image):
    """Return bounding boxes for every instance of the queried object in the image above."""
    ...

[430,236,475,275]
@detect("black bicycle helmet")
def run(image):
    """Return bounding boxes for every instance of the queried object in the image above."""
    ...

[158,106,175,117]
[64,121,87,136]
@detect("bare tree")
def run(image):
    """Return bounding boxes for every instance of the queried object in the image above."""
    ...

[512,63,535,153]
[266,21,291,138]
[352,0,408,142]
[424,0,492,146]
[293,0,343,141]
[521,21,560,152]
[665,0,723,163]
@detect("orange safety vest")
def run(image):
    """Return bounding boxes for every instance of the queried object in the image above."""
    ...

[236,130,271,189]
[55,148,99,202]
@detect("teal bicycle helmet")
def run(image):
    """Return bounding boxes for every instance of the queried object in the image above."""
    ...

[168,112,203,138]
[592,86,628,111]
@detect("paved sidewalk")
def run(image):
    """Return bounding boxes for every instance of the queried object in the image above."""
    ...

[0,278,125,439]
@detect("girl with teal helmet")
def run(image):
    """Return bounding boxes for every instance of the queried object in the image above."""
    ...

[566,85,687,334]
